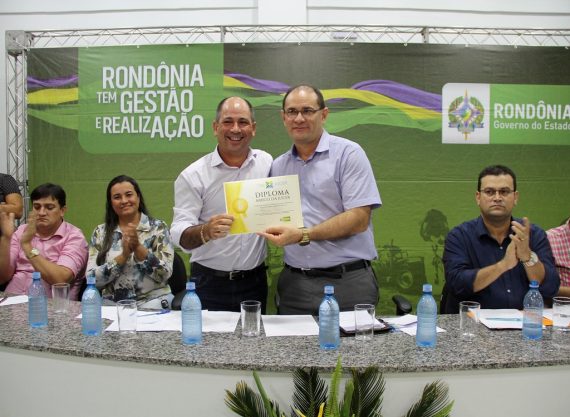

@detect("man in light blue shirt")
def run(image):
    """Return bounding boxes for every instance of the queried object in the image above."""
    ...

[259,85,381,315]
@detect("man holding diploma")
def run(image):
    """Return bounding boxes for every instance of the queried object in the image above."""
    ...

[170,97,272,312]
[259,85,381,315]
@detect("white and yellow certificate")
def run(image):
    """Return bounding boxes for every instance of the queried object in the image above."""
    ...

[223,175,304,235]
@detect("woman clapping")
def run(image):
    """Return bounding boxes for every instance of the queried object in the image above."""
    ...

[87,175,174,309]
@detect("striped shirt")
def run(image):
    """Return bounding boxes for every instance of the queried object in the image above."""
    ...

[547,220,570,287]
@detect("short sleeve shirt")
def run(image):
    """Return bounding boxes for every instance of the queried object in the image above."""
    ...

[7,221,88,300]
[547,221,570,287]
[270,130,381,268]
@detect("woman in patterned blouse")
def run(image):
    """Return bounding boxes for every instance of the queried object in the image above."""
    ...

[87,175,174,308]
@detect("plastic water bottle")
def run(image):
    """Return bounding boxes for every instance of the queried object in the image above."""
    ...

[416,283,437,348]
[523,280,543,340]
[82,273,102,336]
[181,281,202,345]
[28,271,48,328]
[319,285,340,350]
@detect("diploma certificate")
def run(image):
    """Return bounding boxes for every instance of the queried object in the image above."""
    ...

[223,175,304,235]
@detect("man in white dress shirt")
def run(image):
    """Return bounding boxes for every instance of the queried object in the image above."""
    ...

[170,97,272,312]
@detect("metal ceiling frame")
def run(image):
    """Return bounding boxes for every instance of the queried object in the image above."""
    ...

[5,25,570,199]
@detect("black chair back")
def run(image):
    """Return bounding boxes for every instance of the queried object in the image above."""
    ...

[169,252,188,310]
[440,282,449,313]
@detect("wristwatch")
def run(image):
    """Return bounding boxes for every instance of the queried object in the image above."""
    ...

[523,251,538,267]
[298,227,310,246]
[26,248,40,260]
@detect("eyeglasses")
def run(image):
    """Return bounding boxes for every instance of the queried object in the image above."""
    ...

[479,188,515,198]
[283,107,323,119]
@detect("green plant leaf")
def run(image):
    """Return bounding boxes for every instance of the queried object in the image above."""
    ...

[253,370,283,417]
[344,367,385,417]
[225,366,452,417]
[225,380,268,417]
[340,379,354,417]
[291,367,328,417]
[324,356,343,417]
[403,380,454,417]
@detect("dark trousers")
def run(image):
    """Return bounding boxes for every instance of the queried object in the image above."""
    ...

[191,262,268,313]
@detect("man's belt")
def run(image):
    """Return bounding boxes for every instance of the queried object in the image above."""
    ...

[191,262,266,281]
[284,260,371,279]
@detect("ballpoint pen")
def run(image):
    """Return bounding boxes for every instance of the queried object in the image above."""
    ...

[485,317,522,322]
[138,309,170,317]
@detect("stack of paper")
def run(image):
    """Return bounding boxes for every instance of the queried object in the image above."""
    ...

[261,315,319,337]
[478,309,523,329]
[78,309,241,333]
[338,310,388,333]
[0,295,28,306]
[381,314,446,336]
[478,309,553,329]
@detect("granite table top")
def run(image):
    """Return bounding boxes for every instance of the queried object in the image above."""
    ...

[1,294,569,373]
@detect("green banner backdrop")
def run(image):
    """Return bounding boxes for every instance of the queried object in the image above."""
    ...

[27,43,570,314]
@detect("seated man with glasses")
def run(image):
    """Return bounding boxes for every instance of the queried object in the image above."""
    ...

[442,165,559,313]
[259,84,381,315]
